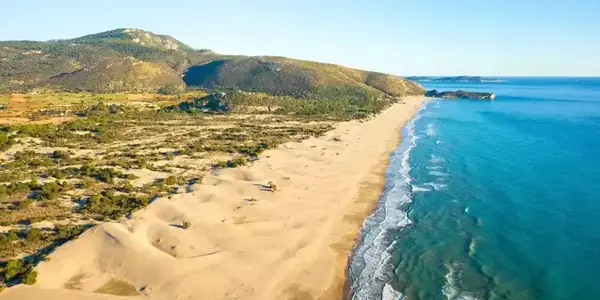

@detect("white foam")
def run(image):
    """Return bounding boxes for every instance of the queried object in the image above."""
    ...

[441,264,481,300]
[411,185,431,192]
[425,182,447,190]
[428,170,448,177]
[348,101,431,300]
[427,165,443,170]
[382,282,405,300]
[430,154,446,164]
[426,123,436,137]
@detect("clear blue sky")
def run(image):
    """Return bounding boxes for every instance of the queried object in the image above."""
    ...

[2,0,599,76]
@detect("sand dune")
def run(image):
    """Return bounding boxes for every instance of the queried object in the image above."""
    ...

[1,97,425,300]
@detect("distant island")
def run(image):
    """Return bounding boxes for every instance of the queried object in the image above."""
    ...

[406,76,504,83]
[425,89,495,100]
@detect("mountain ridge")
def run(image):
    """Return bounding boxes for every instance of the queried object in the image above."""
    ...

[0,28,424,97]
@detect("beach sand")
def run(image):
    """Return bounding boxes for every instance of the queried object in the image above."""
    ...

[0,96,425,300]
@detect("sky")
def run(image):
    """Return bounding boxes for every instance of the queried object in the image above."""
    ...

[1,0,599,76]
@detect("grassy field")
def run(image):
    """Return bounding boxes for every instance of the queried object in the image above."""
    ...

[0,90,407,287]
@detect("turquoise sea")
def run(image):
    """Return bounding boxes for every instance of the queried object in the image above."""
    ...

[348,78,600,300]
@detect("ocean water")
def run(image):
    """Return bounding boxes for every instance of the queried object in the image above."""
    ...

[348,78,600,300]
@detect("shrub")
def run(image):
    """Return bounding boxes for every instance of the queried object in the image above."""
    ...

[6,230,18,241]
[38,181,61,200]
[54,224,85,240]
[50,150,70,160]
[81,177,96,188]
[23,270,37,285]
[16,199,33,210]
[222,157,247,168]
[267,181,278,192]
[1,259,28,282]
[25,228,42,242]
[121,181,136,193]
[182,221,191,229]
[84,190,150,220]
[59,181,73,191]
[163,176,178,185]
[0,131,15,152]
[28,178,40,190]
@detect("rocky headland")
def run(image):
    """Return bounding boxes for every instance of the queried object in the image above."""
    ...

[425,89,495,100]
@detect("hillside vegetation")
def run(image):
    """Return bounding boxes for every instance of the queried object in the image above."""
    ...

[1,29,423,97]
[183,56,424,98]
[0,29,216,93]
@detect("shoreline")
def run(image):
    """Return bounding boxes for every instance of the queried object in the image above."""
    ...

[332,97,427,300]
[0,96,426,300]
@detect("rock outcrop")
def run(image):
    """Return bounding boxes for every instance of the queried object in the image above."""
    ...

[425,89,495,100]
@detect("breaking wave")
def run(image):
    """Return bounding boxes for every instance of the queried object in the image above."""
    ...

[442,264,481,300]
[347,101,431,300]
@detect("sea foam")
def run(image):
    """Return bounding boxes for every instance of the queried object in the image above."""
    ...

[441,264,481,300]
[347,101,430,300]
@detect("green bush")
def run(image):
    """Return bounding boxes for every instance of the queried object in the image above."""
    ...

[50,150,70,160]
[84,190,150,220]
[0,131,15,152]
[38,181,61,200]
[120,181,136,193]
[25,228,42,242]
[216,157,248,169]
[1,260,27,281]
[6,231,18,242]
[23,270,37,285]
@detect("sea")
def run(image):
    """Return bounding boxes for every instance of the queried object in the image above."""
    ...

[347,77,600,300]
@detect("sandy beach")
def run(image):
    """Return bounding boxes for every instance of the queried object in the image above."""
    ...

[0,96,425,300]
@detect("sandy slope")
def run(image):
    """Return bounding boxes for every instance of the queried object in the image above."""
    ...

[1,96,425,300]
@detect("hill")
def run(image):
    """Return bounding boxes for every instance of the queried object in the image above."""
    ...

[0,28,216,93]
[0,29,423,97]
[183,56,424,98]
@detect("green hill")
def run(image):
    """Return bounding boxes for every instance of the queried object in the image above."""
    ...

[0,28,423,97]
[0,28,215,92]
[183,56,424,98]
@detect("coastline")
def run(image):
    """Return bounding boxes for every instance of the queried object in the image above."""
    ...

[0,96,426,300]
